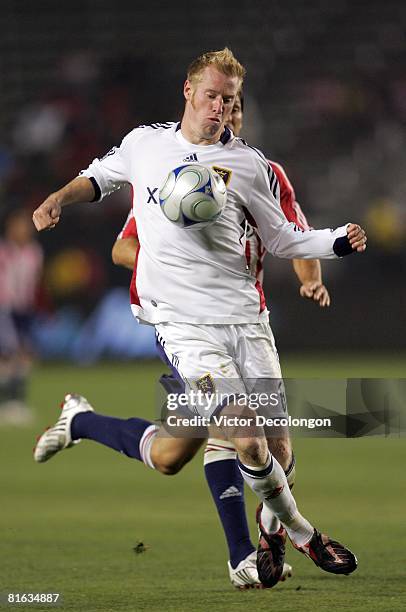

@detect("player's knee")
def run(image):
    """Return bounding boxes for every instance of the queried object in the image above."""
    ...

[151,449,193,476]
[235,436,269,466]
[154,459,182,475]
[268,437,292,471]
[151,450,179,475]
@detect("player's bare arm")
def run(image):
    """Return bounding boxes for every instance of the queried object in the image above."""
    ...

[32,177,96,232]
[111,237,138,270]
[293,259,331,307]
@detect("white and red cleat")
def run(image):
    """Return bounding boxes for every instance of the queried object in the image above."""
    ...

[33,393,93,463]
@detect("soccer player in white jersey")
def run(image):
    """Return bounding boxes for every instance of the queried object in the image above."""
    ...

[33,48,366,588]
[110,90,330,588]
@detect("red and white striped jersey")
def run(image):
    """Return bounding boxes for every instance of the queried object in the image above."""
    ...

[0,240,43,312]
[116,159,310,288]
[81,122,348,325]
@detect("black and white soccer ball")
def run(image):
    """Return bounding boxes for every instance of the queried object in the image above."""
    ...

[159,164,227,229]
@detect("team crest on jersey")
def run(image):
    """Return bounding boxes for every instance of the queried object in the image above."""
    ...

[195,373,215,395]
[212,166,232,186]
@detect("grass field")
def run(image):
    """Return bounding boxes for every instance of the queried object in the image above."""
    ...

[1,355,405,611]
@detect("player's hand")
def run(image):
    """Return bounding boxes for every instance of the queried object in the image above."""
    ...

[32,194,62,231]
[347,223,367,252]
[299,281,331,307]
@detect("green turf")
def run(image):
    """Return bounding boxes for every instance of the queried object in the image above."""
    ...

[1,356,405,611]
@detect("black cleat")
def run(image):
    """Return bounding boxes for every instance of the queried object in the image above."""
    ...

[256,503,287,588]
[293,529,358,575]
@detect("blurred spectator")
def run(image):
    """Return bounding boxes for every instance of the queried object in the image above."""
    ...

[0,208,43,424]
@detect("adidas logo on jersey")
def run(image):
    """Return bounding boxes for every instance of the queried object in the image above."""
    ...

[183,153,199,162]
[219,486,242,499]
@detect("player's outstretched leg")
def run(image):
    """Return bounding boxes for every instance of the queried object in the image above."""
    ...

[34,393,158,465]
[34,393,204,475]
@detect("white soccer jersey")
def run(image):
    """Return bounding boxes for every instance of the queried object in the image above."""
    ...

[81,122,348,325]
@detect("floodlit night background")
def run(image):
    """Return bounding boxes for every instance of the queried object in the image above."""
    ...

[1,0,405,360]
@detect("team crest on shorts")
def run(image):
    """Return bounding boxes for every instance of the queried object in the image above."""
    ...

[212,166,232,186]
[196,373,215,395]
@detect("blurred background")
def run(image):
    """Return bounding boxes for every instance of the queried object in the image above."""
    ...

[0,0,405,369]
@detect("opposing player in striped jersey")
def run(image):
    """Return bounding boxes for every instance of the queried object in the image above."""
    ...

[227,92,330,307]
[110,91,330,588]
[204,91,331,586]
[33,48,365,587]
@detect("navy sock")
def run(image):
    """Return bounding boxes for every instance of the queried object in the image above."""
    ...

[71,412,154,461]
[204,459,255,568]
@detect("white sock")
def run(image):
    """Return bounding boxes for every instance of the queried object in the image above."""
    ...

[260,455,296,534]
[139,425,159,469]
[260,504,281,534]
[238,452,313,547]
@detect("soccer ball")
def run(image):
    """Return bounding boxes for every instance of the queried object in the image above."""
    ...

[159,164,227,229]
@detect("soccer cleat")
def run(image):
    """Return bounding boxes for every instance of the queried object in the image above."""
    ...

[256,503,288,588]
[280,560,293,582]
[293,529,358,575]
[228,551,262,589]
[228,550,292,589]
[33,393,93,463]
